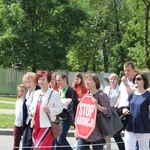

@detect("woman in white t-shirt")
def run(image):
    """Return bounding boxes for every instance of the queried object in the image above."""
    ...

[104,73,120,150]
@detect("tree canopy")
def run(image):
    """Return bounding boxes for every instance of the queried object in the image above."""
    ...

[0,0,150,75]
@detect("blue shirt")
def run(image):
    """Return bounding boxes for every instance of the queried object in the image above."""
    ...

[126,91,150,133]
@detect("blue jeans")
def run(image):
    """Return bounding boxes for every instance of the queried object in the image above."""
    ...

[77,138,105,150]
[54,119,72,150]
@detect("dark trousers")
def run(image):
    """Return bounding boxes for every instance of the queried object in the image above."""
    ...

[54,119,72,150]
[22,121,33,150]
[113,129,125,150]
[13,125,23,150]
[77,138,105,150]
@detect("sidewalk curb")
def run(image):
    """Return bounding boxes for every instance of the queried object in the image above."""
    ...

[0,128,124,137]
[0,128,13,136]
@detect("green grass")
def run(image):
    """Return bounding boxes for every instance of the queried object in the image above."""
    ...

[0,114,15,128]
[0,96,15,127]
[0,96,17,102]
[0,103,15,109]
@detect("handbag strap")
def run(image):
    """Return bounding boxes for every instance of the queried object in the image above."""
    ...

[46,90,54,122]
[46,90,54,105]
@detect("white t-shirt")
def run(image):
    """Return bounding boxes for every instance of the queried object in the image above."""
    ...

[14,98,24,127]
[25,88,35,124]
[104,84,120,107]
[118,80,135,108]
[100,84,104,91]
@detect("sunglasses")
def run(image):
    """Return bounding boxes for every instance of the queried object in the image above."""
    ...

[135,77,143,81]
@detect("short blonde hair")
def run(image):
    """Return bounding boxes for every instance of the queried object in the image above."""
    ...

[17,84,26,91]
[17,84,26,98]
[109,73,119,80]
[22,72,36,83]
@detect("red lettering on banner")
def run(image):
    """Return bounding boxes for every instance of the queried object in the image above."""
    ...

[76,116,94,127]
[78,103,94,117]
[75,94,97,140]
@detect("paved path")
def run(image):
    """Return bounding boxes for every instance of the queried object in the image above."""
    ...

[0,100,15,104]
[0,134,119,150]
[0,100,15,114]
[0,109,15,114]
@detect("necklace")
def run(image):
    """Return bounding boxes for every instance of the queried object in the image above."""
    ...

[38,94,44,101]
[135,89,147,95]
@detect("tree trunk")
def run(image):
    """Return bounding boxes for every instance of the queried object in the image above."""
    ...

[103,38,108,72]
[32,66,36,73]
[84,60,89,72]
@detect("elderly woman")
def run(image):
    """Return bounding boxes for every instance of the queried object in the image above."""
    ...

[76,72,111,150]
[104,73,120,107]
[22,72,40,150]
[30,70,63,150]
[104,73,120,150]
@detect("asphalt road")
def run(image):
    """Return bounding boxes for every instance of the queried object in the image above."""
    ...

[0,134,120,150]
[0,135,76,150]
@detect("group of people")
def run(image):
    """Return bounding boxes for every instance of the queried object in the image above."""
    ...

[13,61,150,150]
[103,62,150,150]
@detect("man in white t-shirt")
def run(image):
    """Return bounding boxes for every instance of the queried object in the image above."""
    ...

[114,62,136,150]
[117,62,136,108]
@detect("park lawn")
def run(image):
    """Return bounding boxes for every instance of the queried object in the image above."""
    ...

[0,114,14,128]
[0,103,15,109]
[0,96,16,102]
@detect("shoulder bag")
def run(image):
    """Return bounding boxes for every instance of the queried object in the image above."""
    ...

[46,90,62,139]
[97,107,123,136]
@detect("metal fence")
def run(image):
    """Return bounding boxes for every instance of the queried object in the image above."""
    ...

[0,68,149,95]
[0,68,31,95]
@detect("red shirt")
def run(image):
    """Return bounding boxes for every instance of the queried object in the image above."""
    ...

[74,84,87,99]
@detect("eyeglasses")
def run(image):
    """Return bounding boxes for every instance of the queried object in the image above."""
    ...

[135,77,143,81]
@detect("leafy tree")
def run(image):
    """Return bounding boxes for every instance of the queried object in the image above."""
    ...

[68,0,150,74]
[0,0,150,74]
[0,0,87,72]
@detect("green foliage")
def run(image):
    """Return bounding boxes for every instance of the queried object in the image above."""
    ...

[0,0,149,74]
[0,96,16,102]
[68,0,150,74]
[0,0,88,71]
[0,103,15,109]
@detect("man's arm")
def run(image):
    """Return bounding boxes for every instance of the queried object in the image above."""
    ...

[122,76,134,94]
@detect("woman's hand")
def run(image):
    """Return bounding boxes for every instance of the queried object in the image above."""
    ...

[92,98,98,105]
[30,111,35,118]
[44,106,50,113]
[122,108,130,115]
[92,98,104,112]
[78,98,81,101]
[74,129,78,138]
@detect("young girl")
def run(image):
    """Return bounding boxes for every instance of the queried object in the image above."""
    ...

[72,72,87,101]
[13,84,26,150]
